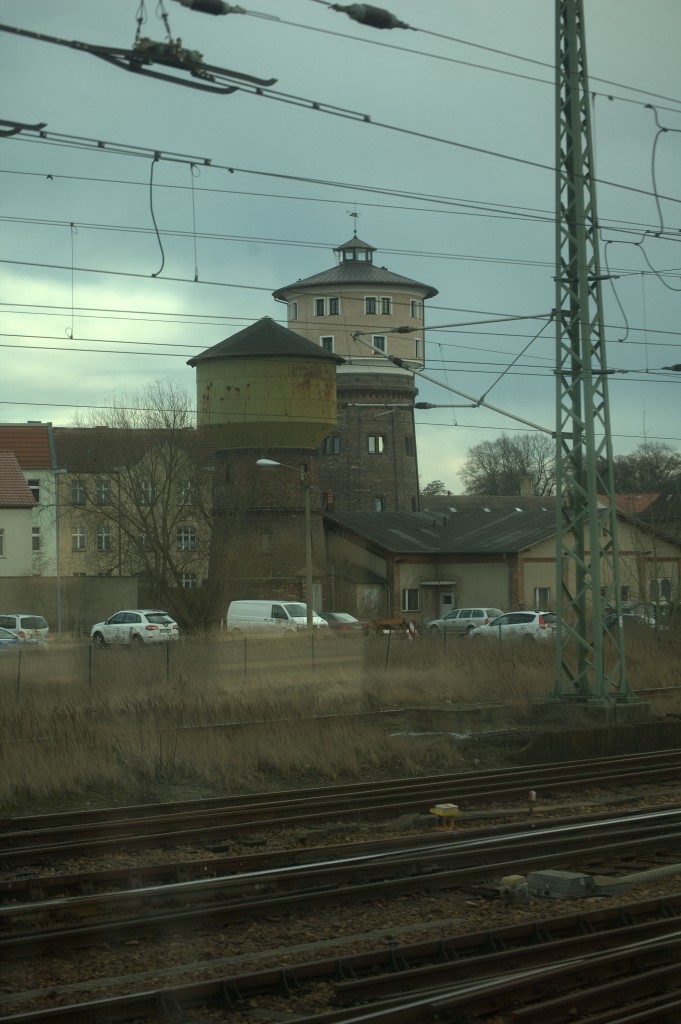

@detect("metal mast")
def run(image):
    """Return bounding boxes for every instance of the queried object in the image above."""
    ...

[553,0,634,702]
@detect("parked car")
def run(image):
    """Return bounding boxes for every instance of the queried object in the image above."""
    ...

[603,601,659,631]
[426,608,505,636]
[0,626,20,650]
[0,613,50,642]
[319,612,367,633]
[90,609,179,648]
[469,610,558,642]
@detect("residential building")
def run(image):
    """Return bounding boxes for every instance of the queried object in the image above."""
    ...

[0,451,37,575]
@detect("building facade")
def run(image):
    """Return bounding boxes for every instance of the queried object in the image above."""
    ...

[272,235,438,513]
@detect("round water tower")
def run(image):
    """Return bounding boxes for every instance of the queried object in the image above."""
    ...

[188,318,343,450]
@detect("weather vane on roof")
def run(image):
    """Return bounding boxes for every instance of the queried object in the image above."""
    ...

[347,207,360,236]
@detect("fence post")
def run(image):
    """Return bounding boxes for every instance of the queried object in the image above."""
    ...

[310,632,315,674]
[243,637,247,683]
[15,649,22,701]
[166,642,170,685]
[384,629,391,670]
[88,645,93,690]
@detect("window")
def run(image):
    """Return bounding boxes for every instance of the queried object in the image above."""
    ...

[72,527,87,551]
[650,577,673,602]
[368,435,385,454]
[328,296,340,315]
[261,531,272,554]
[95,479,112,505]
[32,527,41,551]
[404,435,415,456]
[28,479,40,502]
[0,529,4,557]
[320,336,334,353]
[314,298,325,317]
[364,296,377,314]
[402,588,419,611]
[139,480,155,506]
[323,435,341,455]
[181,572,197,589]
[71,479,86,505]
[380,297,392,315]
[177,525,197,551]
[138,531,149,550]
[288,300,298,321]
[410,300,423,319]
[372,335,386,354]
[534,587,551,609]
[96,527,112,552]
[414,339,421,359]
[374,496,384,511]
[621,586,630,601]
[178,479,197,505]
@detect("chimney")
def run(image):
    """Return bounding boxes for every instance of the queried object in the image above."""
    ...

[520,473,535,496]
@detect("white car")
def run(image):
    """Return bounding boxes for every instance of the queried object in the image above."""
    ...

[91,609,179,648]
[469,611,558,643]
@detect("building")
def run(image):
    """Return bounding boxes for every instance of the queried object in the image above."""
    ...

[0,450,37,576]
[273,234,438,513]
[0,422,58,574]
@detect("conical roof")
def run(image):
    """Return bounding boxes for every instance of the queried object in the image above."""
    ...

[187,317,344,366]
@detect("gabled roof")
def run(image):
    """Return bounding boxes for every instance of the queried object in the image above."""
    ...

[0,451,37,508]
[326,507,556,555]
[0,424,54,469]
[188,317,344,367]
[53,428,216,474]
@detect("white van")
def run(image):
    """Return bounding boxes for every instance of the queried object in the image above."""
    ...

[226,600,328,633]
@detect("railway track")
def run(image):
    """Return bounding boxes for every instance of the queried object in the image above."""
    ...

[2,749,680,866]
[2,754,681,1022]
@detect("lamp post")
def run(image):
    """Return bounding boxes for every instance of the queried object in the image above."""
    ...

[54,468,67,640]
[256,458,313,630]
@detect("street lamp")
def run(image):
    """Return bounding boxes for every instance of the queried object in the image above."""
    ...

[54,468,67,639]
[256,458,314,630]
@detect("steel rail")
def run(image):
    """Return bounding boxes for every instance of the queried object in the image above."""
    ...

[2,813,680,955]
[3,895,681,1023]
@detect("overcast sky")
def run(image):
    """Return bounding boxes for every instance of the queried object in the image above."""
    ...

[1,0,679,491]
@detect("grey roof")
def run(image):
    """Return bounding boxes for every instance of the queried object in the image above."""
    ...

[326,508,557,555]
[334,236,376,253]
[273,262,438,300]
[421,494,556,514]
[187,317,344,367]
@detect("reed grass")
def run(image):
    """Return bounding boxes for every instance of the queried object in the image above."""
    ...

[0,631,678,813]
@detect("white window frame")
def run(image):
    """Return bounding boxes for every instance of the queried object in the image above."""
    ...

[96,526,112,552]
[328,296,340,315]
[71,479,86,505]
[320,336,334,353]
[178,479,197,506]
[177,525,197,551]
[288,300,298,321]
[650,577,673,602]
[181,572,197,589]
[314,297,325,317]
[533,586,551,610]
[364,296,377,315]
[72,527,87,552]
[401,588,419,612]
[95,479,112,506]
[139,480,155,506]
[410,300,423,319]
[380,296,392,315]
[323,435,341,455]
[32,526,41,551]
[374,496,384,511]
[372,335,387,354]
[368,435,385,454]
[414,339,422,359]
[27,478,40,503]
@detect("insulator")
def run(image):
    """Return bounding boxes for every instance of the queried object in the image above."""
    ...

[176,0,244,13]
[331,4,410,30]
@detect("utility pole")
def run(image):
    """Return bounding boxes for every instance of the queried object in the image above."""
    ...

[553,0,634,702]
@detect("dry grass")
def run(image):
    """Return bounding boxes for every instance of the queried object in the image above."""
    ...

[0,631,679,814]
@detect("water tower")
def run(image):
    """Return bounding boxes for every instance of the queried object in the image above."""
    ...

[187,317,343,612]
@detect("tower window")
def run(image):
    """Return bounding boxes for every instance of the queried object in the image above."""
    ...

[323,435,341,455]
[314,298,325,317]
[364,296,377,315]
[405,435,415,456]
[414,339,421,359]
[410,300,423,319]
[372,335,386,354]
[328,297,340,315]
[368,435,385,454]
[288,301,298,321]
[380,297,392,315]
[320,336,334,353]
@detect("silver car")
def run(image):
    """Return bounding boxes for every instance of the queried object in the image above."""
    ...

[426,607,505,636]
[469,611,558,642]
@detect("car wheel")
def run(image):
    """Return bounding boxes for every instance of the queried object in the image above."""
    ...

[131,634,145,647]
[465,625,476,635]
[92,632,106,649]
[428,625,440,633]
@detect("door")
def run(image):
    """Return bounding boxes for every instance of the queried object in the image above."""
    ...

[439,592,455,618]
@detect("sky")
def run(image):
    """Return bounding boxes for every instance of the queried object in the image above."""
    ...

[0,0,679,492]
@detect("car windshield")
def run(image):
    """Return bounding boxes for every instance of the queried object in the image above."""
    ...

[20,616,48,629]
[145,613,174,625]
[283,603,307,617]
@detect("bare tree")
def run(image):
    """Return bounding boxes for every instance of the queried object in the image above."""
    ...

[64,380,217,627]
[610,441,681,494]
[460,433,556,495]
